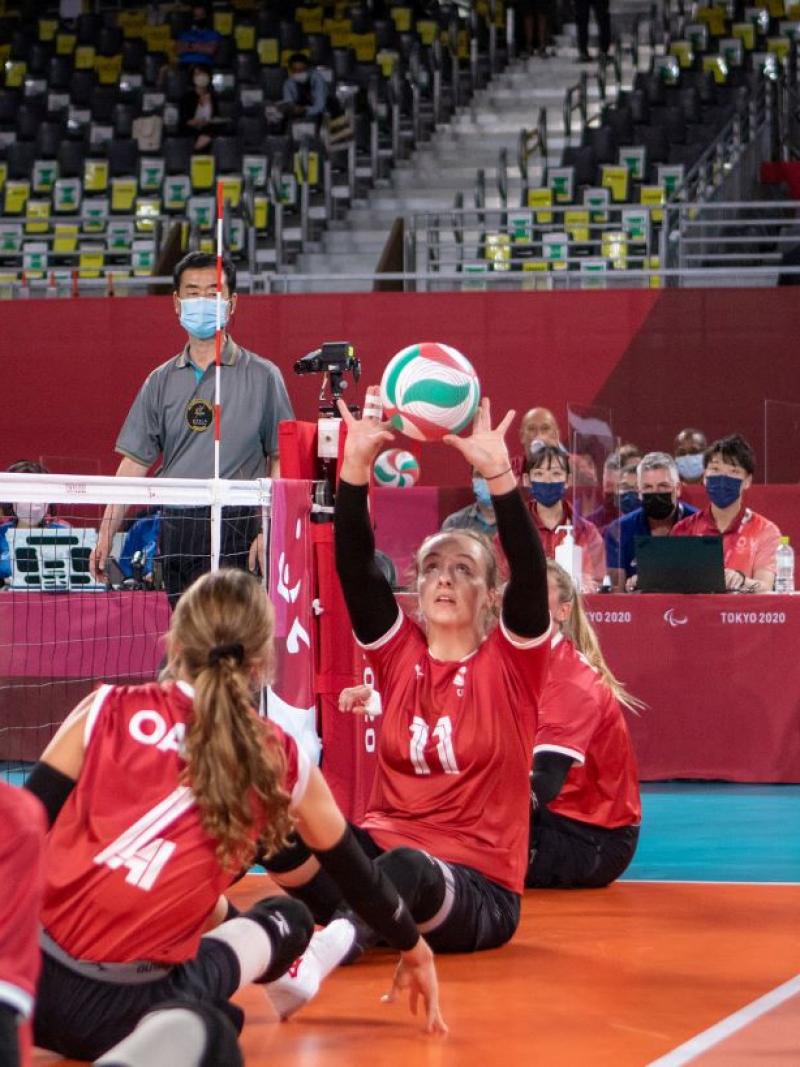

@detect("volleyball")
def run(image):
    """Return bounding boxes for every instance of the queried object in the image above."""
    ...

[374,449,421,488]
[379,342,481,441]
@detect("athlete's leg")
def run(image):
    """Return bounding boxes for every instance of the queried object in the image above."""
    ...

[527,805,639,887]
[94,1001,242,1067]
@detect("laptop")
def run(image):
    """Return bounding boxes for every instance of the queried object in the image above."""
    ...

[7,527,106,592]
[635,535,726,594]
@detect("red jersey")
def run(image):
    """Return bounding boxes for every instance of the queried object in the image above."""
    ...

[359,610,550,894]
[0,783,45,1021]
[534,633,640,829]
[671,506,781,579]
[42,681,309,965]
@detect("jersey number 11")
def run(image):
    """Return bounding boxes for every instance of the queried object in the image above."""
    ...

[409,715,460,776]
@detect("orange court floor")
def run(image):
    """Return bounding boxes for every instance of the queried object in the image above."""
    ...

[32,875,800,1067]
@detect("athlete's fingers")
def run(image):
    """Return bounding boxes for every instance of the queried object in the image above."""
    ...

[336,396,356,425]
[410,986,419,1017]
[496,408,516,436]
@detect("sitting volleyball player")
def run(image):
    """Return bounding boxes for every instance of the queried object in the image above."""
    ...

[24,568,445,1062]
[526,561,642,888]
[262,389,551,1012]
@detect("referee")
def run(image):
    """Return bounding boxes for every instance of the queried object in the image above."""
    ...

[91,250,294,606]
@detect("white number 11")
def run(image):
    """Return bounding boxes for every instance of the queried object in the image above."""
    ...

[409,715,460,776]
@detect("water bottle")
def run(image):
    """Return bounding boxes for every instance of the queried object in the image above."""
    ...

[775,536,795,593]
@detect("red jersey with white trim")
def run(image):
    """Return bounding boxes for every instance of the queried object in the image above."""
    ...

[671,506,781,579]
[0,783,45,1023]
[41,681,309,965]
[360,611,550,894]
[534,634,640,829]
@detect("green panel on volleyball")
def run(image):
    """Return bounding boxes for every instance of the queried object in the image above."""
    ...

[379,342,481,442]
[374,449,421,488]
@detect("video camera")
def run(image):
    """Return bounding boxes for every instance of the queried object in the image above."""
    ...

[293,341,361,416]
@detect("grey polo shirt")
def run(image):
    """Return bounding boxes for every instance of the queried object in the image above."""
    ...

[116,338,294,480]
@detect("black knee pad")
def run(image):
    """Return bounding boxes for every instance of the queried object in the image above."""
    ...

[246,896,314,983]
[376,847,446,923]
[260,833,312,873]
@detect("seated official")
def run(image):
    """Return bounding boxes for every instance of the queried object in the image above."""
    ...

[441,469,497,538]
[511,406,562,478]
[526,561,641,889]
[671,433,780,592]
[604,452,697,592]
[0,460,69,584]
[673,427,707,485]
[585,456,640,532]
[520,445,604,592]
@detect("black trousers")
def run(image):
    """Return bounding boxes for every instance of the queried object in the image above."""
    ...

[574,0,610,55]
[526,805,639,888]
[159,506,260,609]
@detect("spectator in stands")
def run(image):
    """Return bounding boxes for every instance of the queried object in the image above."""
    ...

[617,442,643,468]
[282,53,333,120]
[0,461,68,584]
[441,469,497,538]
[671,434,781,593]
[604,451,696,592]
[526,561,641,888]
[673,427,707,485]
[90,251,294,608]
[512,406,562,477]
[586,455,639,531]
[177,4,221,67]
[179,65,219,151]
[575,0,611,62]
[523,445,605,591]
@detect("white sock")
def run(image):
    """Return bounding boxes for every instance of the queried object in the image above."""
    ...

[203,917,272,988]
[263,917,356,1021]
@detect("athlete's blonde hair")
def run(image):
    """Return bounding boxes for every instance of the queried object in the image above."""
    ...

[167,568,292,870]
[547,561,645,713]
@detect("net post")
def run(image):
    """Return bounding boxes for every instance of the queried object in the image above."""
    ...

[211,181,225,571]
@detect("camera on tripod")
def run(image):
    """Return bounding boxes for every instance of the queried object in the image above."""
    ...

[294,341,360,381]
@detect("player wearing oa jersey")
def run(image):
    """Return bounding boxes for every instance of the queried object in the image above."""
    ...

[23,569,445,1062]
[526,561,642,888]
[262,391,550,1013]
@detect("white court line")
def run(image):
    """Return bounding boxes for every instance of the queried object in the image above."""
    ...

[646,974,800,1066]
[622,879,800,886]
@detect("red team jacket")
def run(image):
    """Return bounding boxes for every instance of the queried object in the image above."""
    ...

[359,611,551,895]
[41,681,309,965]
[535,634,641,829]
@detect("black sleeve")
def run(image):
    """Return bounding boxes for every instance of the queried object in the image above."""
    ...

[531,751,574,807]
[493,488,550,639]
[24,762,76,828]
[313,826,419,951]
[0,1004,19,1067]
[334,479,399,646]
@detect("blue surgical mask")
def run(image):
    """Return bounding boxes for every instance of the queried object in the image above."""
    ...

[179,297,229,340]
[619,489,640,514]
[676,453,704,481]
[472,477,492,509]
[706,473,743,509]
[530,481,566,507]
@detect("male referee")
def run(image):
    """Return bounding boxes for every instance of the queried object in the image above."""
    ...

[91,250,294,607]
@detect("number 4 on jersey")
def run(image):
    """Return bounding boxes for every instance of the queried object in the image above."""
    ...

[93,786,195,891]
[409,715,460,776]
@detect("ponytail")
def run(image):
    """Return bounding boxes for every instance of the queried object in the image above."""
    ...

[168,569,293,870]
[547,561,645,713]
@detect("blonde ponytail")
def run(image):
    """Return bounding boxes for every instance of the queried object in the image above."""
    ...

[168,569,293,870]
[547,561,645,713]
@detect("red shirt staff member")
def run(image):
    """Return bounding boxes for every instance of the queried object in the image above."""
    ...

[0,783,46,1067]
[263,390,551,1013]
[23,569,444,1061]
[671,433,780,593]
[526,561,642,889]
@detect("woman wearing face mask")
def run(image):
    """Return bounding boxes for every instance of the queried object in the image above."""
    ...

[0,461,67,585]
[521,445,605,592]
[179,65,218,151]
[671,433,781,593]
[526,561,642,888]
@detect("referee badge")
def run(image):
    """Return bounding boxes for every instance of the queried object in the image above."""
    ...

[186,398,213,432]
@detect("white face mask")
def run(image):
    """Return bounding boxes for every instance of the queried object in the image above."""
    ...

[292,71,310,84]
[675,453,704,481]
[14,501,48,527]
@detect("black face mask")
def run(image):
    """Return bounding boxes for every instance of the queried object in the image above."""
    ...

[642,491,676,521]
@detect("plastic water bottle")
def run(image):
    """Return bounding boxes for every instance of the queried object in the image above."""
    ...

[775,536,795,593]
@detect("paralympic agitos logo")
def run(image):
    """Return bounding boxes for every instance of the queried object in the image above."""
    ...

[663,608,689,627]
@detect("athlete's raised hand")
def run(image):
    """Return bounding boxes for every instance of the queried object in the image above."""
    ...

[338,684,375,715]
[443,398,516,495]
[337,386,394,485]
[382,937,448,1036]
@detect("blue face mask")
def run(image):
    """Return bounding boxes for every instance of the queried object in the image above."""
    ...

[179,297,229,340]
[675,453,704,481]
[472,477,492,509]
[619,489,640,514]
[706,473,743,509]
[530,481,566,508]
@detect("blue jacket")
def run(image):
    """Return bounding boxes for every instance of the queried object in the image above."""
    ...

[119,514,160,579]
[604,502,698,577]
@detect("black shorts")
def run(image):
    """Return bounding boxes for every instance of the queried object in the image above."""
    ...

[351,825,521,953]
[159,505,260,608]
[526,805,639,888]
[34,938,241,1062]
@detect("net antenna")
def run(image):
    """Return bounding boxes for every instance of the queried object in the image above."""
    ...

[211,180,225,571]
